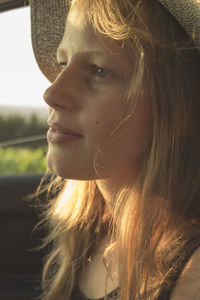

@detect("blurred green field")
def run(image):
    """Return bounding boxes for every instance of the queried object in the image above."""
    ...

[0,146,47,175]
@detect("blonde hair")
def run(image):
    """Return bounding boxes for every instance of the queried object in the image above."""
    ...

[38,0,200,299]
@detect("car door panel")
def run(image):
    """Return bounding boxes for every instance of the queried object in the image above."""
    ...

[0,174,44,300]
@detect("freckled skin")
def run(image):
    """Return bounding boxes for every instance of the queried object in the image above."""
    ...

[44,7,151,183]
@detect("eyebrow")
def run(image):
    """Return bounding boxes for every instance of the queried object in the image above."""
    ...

[57,47,67,61]
[57,47,117,60]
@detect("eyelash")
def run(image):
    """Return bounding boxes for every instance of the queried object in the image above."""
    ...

[58,62,110,80]
[59,62,67,69]
[90,64,109,79]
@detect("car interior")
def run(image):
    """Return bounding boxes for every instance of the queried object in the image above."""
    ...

[0,1,47,299]
[0,174,45,300]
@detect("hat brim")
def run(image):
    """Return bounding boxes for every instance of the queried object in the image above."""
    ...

[30,0,68,82]
[158,0,200,53]
[30,0,200,83]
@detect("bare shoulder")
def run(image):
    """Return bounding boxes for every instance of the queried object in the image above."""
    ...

[170,247,200,300]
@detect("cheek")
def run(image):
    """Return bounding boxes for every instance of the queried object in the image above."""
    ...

[85,114,122,152]
[95,97,151,176]
[84,95,127,141]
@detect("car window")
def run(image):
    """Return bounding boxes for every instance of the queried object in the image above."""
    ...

[0,6,49,175]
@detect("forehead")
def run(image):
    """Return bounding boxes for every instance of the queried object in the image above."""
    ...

[57,6,131,64]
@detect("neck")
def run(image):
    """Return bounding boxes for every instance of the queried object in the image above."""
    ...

[96,179,120,211]
[96,178,137,212]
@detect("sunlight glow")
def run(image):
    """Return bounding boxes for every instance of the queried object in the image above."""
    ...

[0,7,50,107]
[54,180,86,221]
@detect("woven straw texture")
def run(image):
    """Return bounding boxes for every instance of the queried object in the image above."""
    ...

[30,0,200,81]
[30,0,68,82]
[158,0,200,52]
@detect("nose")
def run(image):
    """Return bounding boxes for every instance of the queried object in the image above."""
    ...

[43,66,78,111]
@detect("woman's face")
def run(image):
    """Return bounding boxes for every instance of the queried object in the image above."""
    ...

[44,7,151,183]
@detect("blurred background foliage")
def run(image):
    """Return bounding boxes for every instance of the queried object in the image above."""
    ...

[0,114,48,174]
[0,146,47,174]
[0,114,48,147]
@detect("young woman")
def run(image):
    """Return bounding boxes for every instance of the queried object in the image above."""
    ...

[30,0,200,299]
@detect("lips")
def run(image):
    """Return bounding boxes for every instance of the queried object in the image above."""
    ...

[48,121,81,136]
[47,121,82,144]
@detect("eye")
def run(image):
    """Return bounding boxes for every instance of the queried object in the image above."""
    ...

[91,65,109,79]
[58,62,67,69]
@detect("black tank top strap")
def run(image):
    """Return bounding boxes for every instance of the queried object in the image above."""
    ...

[71,238,200,300]
[157,237,200,300]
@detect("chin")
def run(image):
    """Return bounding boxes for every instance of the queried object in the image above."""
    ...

[46,154,70,178]
[46,150,99,180]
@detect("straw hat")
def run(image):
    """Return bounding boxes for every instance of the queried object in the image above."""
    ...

[30,0,200,82]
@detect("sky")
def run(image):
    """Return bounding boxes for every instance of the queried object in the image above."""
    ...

[0,6,49,107]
